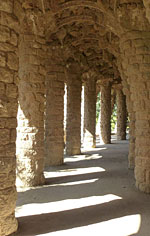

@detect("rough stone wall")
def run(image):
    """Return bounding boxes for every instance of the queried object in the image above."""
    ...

[45,47,65,166]
[66,63,82,155]
[0,1,19,235]
[116,88,127,140]
[100,83,111,144]
[84,77,96,148]
[119,31,150,193]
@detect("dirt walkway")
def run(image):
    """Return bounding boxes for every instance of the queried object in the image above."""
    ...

[14,138,150,236]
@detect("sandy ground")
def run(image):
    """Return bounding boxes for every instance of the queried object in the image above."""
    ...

[13,137,150,236]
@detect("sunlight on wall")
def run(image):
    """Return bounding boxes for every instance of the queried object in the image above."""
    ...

[40,214,141,236]
[16,194,122,217]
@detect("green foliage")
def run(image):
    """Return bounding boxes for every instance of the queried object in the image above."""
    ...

[96,92,100,123]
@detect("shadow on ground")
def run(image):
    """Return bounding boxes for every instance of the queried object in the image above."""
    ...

[14,140,150,236]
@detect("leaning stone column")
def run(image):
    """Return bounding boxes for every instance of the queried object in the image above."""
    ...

[45,62,64,166]
[121,76,135,169]
[84,78,96,148]
[0,4,18,235]
[120,31,150,193]
[16,34,45,187]
[116,88,127,140]
[66,63,82,155]
[128,111,135,169]
[100,82,111,144]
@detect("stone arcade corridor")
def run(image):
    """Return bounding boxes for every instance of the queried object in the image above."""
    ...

[0,0,150,235]
[15,138,150,236]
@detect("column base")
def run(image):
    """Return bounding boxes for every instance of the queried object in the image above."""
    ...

[16,173,45,188]
[66,148,81,156]
[0,214,18,236]
[117,135,126,141]
[136,182,150,194]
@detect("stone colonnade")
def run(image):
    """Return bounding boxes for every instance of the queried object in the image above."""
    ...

[1,2,150,235]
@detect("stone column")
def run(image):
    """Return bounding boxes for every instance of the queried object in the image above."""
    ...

[128,111,135,169]
[45,65,64,166]
[66,63,82,155]
[16,34,45,187]
[116,89,127,140]
[111,89,116,114]
[100,83,111,144]
[0,3,18,235]
[121,77,135,169]
[83,78,96,148]
[120,31,150,193]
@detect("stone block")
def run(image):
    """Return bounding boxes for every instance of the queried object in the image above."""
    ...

[0,1,13,13]
[10,31,18,46]
[6,84,18,98]
[5,143,16,157]
[140,63,150,72]
[0,187,16,216]
[0,11,19,32]
[0,26,10,43]
[0,129,10,145]
[0,82,5,94]
[0,42,15,52]
[7,53,18,71]
[0,158,15,173]
[10,129,16,143]
[29,55,41,65]
[0,54,6,67]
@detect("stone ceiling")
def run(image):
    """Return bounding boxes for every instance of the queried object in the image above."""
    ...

[19,0,150,85]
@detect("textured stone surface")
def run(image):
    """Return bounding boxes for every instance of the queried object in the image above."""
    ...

[16,33,45,187]
[116,88,127,140]
[1,0,150,235]
[84,77,96,148]
[0,1,18,235]
[45,55,64,166]
[119,31,150,193]
[100,83,111,144]
[66,63,82,155]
